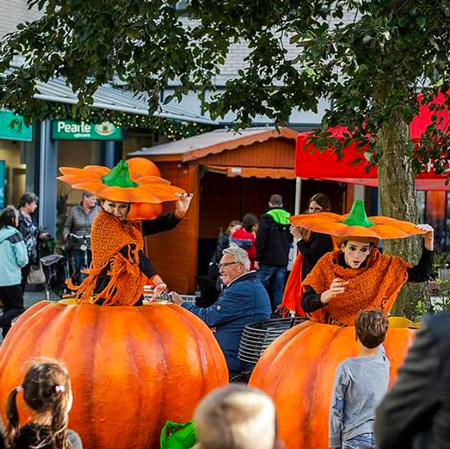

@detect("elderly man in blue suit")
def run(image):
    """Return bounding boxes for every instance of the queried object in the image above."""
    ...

[171,243,271,380]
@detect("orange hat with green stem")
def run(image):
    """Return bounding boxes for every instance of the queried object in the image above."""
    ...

[290,199,426,241]
[58,158,184,204]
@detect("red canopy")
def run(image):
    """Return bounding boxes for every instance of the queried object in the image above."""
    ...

[296,92,450,191]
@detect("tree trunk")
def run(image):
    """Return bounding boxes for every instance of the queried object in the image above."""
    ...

[377,114,430,319]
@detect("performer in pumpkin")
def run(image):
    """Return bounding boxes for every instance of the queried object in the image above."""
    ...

[58,159,191,306]
[291,199,434,326]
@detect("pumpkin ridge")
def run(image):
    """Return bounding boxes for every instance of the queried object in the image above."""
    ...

[83,306,102,447]
[173,307,212,396]
[140,306,172,442]
[298,325,341,447]
[121,310,152,446]
[52,305,78,360]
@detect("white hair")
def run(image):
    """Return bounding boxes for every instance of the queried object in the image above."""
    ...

[222,243,251,271]
[194,385,277,449]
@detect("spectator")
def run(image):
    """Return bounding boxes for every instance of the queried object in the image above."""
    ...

[194,384,284,449]
[230,213,258,270]
[171,244,271,379]
[18,193,49,292]
[5,357,82,449]
[282,193,334,315]
[375,311,450,449]
[292,193,334,279]
[0,207,28,337]
[329,310,389,449]
[208,220,241,281]
[255,194,293,309]
[63,191,100,273]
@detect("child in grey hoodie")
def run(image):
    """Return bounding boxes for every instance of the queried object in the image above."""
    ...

[0,206,28,337]
[329,309,390,449]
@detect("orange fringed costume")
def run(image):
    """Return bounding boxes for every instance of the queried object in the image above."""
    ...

[282,235,337,316]
[67,210,147,306]
[302,249,410,326]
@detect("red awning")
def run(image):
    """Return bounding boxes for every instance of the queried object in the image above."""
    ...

[296,92,450,191]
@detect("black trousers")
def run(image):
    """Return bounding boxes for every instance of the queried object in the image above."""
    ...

[0,284,25,338]
[21,263,31,293]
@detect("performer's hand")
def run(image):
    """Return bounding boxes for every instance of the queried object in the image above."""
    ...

[254,261,260,271]
[174,192,193,219]
[148,282,167,302]
[321,278,349,304]
[169,291,184,305]
[416,224,434,251]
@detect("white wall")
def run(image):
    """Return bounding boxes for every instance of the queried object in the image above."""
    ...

[0,0,43,38]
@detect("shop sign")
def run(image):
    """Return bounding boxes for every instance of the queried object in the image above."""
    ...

[51,120,122,140]
[0,111,32,141]
[0,160,5,209]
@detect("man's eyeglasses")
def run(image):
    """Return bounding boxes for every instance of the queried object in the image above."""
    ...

[217,262,238,270]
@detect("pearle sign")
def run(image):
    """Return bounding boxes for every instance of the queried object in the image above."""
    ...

[51,120,122,140]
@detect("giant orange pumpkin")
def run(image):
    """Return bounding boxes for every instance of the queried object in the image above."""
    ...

[249,320,415,449]
[0,301,228,449]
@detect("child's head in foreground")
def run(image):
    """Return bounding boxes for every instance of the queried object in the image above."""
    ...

[194,384,283,449]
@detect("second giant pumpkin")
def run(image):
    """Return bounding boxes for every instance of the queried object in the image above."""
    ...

[249,320,415,449]
[0,301,228,449]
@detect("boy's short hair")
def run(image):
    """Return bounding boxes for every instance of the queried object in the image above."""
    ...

[194,384,277,449]
[355,309,389,349]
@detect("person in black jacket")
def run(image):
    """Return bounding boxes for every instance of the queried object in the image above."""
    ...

[291,193,334,281]
[375,311,450,449]
[255,194,293,309]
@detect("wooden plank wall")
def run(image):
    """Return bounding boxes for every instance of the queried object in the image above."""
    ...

[145,161,199,294]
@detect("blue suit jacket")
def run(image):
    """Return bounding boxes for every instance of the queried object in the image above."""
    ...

[182,271,271,372]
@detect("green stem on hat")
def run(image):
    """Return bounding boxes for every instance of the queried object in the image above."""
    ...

[102,160,137,188]
[341,199,374,227]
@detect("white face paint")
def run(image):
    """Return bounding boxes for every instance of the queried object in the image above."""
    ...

[101,200,130,221]
[342,240,372,269]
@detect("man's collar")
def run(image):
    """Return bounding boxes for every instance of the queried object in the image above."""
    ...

[226,270,256,288]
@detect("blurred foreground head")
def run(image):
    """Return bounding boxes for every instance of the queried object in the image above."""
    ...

[194,384,283,449]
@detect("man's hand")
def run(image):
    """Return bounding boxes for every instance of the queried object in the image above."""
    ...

[174,192,194,219]
[320,278,349,305]
[254,261,260,271]
[169,291,184,305]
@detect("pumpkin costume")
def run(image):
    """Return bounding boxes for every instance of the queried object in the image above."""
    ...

[282,232,335,316]
[302,249,410,325]
[66,210,147,305]
[59,158,185,306]
[288,199,433,324]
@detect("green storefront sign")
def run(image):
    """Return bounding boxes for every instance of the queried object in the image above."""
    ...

[0,111,32,141]
[51,120,122,140]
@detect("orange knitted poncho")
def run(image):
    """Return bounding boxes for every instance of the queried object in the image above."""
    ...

[302,248,410,325]
[66,210,147,306]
